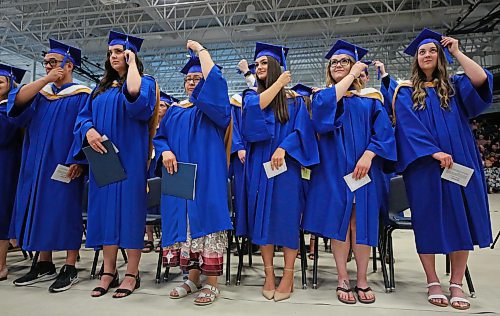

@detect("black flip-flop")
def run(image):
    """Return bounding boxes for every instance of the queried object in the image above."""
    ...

[336,287,356,304]
[354,286,376,304]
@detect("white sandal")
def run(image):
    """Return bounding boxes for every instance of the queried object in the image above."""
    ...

[427,282,448,307]
[169,279,202,299]
[449,283,470,310]
[194,284,220,306]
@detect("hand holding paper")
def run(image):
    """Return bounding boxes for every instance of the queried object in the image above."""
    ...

[441,163,474,187]
[344,173,371,192]
[263,160,287,179]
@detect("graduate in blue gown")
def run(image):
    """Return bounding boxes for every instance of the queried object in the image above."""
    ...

[73,31,157,298]
[153,40,232,306]
[237,42,319,302]
[0,64,25,282]
[7,40,88,292]
[392,29,493,310]
[302,40,396,305]
[143,91,177,254]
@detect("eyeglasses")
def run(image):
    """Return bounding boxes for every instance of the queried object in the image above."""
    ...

[329,59,352,68]
[42,59,64,68]
[184,77,202,84]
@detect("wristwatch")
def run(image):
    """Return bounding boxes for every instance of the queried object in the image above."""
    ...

[243,70,252,77]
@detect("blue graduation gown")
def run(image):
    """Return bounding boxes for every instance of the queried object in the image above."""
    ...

[153,67,232,246]
[228,94,247,230]
[73,76,157,249]
[302,88,396,247]
[237,90,320,250]
[7,83,89,251]
[0,100,22,240]
[393,70,493,254]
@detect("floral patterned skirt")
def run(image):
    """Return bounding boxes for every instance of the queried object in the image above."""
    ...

[163,226,227,276]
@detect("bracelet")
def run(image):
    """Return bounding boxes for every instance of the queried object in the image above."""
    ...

[197,47,207,54]
[243,70,252,77]
[348,73,356,80]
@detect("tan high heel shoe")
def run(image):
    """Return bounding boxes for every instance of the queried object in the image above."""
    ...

[274,268,294,302]
[262,266,275,300]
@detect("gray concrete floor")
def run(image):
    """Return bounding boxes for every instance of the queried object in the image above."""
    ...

[2,195,500,316]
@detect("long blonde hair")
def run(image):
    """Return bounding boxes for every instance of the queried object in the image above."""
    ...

[325,56,363,91]
[410,43,454,110]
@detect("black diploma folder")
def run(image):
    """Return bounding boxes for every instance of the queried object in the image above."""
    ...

[82,140,127,187]
[161,162,197,200]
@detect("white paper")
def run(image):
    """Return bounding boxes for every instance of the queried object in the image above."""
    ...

[101,135,119,153]
[441,163,474,187]
[263,160,287,179]
[51,164,71,183]
[343,173,371,192]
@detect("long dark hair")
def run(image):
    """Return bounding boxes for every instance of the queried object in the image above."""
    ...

[93,50,144,99]
[256,56,289,123]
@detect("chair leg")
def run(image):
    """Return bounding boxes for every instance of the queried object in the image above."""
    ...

[226,230,232,286]
[155,248,163,284]
[31,251,40,270]
[312,235,319,289]
[491,230,500,249]
[465,265,476,298]
[446,254,450,275]
[90,249,100,279]
[299,231,307,289]
[388,229,395,291]
[379,228,390,292]
[120,248,128,263]
[22,250,28,260]
[163,266,170,282]
[235,237,244,285]
[28,251,33,259]
[372,246,377,272]
[247,239,253,267]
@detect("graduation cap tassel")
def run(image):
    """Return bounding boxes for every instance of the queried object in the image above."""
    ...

[60,47,71,68]
[282,47,287,71]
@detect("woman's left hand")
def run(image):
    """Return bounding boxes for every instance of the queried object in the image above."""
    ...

[441,36,460,56]
[124,49,136,65]
[187,40,204,53]
[271,147,286,170]
[353,150,375,180]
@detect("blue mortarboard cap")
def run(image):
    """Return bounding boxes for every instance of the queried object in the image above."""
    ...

[291,83,313,97]
[254,42,289,70]
[180,49,223,75]
[237,63,256,74]
[325,40,368,62]
[48,38,82,67]
[403,28,453,64]
[108,30,144,53]
[159,91,180,105]
[0,63,27,84]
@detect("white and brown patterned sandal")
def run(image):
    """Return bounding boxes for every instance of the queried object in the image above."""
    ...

[169,279,202,299]
[194,284,220,306]
[427,282,448,307]
[449,283,470,310]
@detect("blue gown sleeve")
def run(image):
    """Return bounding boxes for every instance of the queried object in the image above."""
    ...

[72,88,97,161]
[152,115,171,157]
[122,75,157,122]
[241,89,275,142]
[366,100,397,162]
[311,87,344,134]
[190,67,231,129]
[380,75,399,118]
[231,106,245,154]
[6,84,38,127]
[66,93,91,164]
[394,87,442,172]
[452,69,493,119]
[278,98,320,167]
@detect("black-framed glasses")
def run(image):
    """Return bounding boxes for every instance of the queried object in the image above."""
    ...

[41,59,64,68]
[184,77,202,84]
[329,58,352,68]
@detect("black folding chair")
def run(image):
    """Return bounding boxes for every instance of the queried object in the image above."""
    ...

[380,176,476,296]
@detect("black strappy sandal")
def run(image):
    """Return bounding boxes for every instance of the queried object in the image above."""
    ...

[91,272,119,297]
[112,273,140,299]
[336,286,357,304]
[354,286,376,304]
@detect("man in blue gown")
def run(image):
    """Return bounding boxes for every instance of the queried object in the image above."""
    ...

[7,39,89,292]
